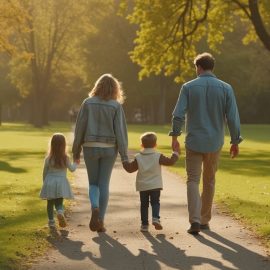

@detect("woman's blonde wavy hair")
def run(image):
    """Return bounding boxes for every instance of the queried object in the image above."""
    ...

[89,74,125,104]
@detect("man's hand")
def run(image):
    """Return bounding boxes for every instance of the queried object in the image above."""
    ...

[230,144,239,158]
[172,136,180,155]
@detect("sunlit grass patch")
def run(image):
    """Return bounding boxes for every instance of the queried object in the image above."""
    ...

[0,122,73,269]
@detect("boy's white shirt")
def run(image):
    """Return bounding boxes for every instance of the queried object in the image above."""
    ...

[135,148,163,192]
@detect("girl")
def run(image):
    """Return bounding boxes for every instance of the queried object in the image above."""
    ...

[72,74,128,233]
[40,133,78,228]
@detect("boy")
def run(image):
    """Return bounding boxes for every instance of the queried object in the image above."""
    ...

[123,132,179,232]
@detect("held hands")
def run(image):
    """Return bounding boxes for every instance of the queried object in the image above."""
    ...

[230,144,239,158]
[74,159,80,165]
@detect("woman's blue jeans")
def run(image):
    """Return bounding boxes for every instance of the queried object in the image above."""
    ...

[83,147,117,221]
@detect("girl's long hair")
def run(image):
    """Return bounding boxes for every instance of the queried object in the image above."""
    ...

[89,73,125,104]
[48,133,68,168]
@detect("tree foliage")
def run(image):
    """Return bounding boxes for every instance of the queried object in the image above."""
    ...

[121,0,270,82]
[0,0,29,54]
[1,0,105,127]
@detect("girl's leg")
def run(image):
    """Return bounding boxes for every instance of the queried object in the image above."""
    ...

[55,198,64,214]
[47,199,55,226]
[98,152,117,221]
[55,198,66,227]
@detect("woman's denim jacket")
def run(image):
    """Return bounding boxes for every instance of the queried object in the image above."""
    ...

[72,96,128,162]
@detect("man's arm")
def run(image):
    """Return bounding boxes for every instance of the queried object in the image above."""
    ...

[225,86,243,158]
[169,85,188,153]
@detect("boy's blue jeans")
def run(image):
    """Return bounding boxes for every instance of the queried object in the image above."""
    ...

[139,189,161,225]
[83,147,117,221]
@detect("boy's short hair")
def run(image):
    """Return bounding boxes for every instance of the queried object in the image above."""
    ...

[140,132,157,148]
[194,52,215,71]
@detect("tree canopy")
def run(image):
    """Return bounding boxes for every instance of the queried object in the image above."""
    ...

[121,0,270,82]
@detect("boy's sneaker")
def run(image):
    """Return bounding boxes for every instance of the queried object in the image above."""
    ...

[57,212,67,228]
[152,218,163,230]
[140,224,149,232]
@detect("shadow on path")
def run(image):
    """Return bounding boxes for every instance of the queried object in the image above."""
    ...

[89,233,160,270]
[143,233,235,270]
[196,230,270,270]
[47,229,91,261]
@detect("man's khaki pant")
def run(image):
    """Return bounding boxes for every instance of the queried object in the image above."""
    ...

[185,148,221,225]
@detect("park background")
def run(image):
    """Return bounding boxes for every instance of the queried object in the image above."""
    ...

[0,0,269,269]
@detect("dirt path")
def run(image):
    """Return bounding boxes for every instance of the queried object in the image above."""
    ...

[30,156,269,270]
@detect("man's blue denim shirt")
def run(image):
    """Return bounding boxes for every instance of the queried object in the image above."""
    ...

[169,72,243,153]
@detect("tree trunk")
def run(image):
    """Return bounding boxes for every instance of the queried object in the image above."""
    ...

[156,76,166,124]
[248,0,270,51]
[0,103,2,126]
[42,97,49,126]
[31,91,43,127]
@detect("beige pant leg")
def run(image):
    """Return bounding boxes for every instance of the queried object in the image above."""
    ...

[200,150,220,225]
[186,148,203,224]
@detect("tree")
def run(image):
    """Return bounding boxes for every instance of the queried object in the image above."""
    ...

[83,1,179,124]
[121,0,270,82]
[0,0,28,54]
[7,0,103,127]
[0,55,22,125]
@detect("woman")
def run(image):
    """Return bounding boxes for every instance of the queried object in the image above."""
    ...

[72,74,128,232]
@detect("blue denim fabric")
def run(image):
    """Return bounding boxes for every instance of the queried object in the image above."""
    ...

[83,147,117,221]
[170,72,243,152]
[139,190,161,225]
[72,96,128,162]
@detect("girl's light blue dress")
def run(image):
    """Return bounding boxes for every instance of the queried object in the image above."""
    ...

[40,157,76,200]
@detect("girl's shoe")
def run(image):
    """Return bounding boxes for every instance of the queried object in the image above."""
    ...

[57,212,67,228]
[140,224,149,232]
[152,218,163,230]
[89,208,101,231]
[48,220,56,228]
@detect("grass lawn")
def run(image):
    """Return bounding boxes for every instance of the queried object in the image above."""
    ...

[127,124,270,248]
[0,122,269,269]
[0,122,73,270]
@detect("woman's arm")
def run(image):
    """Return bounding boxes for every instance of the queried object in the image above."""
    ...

[72,100,88,160]
[114,104,129,162]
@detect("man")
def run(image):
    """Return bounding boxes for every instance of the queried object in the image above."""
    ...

[169,52,243,235]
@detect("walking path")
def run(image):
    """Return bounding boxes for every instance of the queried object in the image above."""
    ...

[31,157,270,270]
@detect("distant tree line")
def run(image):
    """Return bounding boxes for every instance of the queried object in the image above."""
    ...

[0,0,270,126]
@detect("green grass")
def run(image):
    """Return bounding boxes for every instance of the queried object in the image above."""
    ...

[0,122,73,270]
[1,122,269,269]
[127,124,270,247]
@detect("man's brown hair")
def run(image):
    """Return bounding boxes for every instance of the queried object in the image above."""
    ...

[140,132,157,148]
[194,52,215,71]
